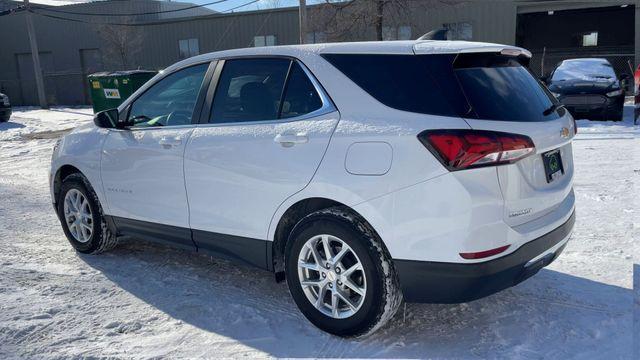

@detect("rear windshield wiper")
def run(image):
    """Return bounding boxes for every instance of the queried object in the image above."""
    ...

[543,103,565,116]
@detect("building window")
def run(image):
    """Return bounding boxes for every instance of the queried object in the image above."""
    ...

[305,31,327,44]
[398,26,412,40]
[443,22,473,41]
[581,32,598,47]
[253,35,277,47]
[382,25,412,41]
[178,38,199,59]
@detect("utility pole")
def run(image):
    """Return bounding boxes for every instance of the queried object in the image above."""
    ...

[24,0,48,109]
[298,0,307,44]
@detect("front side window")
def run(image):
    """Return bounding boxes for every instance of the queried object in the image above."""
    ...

[210,58,323,124]
[128,63,209,127]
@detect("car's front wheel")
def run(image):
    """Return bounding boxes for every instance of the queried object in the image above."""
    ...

[608,111,623,121]
[57,173,118,254]
[285,207,402,337]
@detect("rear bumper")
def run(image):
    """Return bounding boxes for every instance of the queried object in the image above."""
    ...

[394,210,575,303]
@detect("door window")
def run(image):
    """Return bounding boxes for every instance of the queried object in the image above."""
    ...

[210,58,323,124]
[128,63,209,127]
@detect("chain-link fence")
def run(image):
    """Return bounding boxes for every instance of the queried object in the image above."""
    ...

[529,46,636,94]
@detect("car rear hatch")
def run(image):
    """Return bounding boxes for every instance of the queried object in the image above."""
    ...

[457,51,575,226]
[414,44,576,226]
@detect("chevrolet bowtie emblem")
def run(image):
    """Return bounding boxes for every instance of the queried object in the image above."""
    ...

[561,127,570,138]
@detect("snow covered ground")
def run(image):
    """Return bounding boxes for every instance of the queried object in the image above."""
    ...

[0,106,637,359]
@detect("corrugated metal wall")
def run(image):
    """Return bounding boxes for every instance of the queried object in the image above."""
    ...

[409,1,517,45]
[0,5,302,106]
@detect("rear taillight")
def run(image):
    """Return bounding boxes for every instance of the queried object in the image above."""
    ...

[418,129,535,171]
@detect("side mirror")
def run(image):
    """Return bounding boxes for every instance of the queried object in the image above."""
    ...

[93,108,119,129]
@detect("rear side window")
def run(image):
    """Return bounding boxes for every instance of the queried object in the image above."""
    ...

[210,58,324,124]
[321,54,465,117]
[322,53,560,122]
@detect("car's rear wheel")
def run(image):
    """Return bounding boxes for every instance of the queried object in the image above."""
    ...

[57,173,118,254]
[285,207,402,337]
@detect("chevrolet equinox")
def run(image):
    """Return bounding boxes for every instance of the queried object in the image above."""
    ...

[51,41,576,337]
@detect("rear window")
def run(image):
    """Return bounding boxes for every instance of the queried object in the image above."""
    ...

[454,54,560,122]
[322,53,561,122]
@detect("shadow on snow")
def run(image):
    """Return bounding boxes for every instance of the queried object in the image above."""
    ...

[79,239,633,358]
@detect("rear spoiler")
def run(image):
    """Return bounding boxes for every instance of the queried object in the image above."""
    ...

[413,41,532,59]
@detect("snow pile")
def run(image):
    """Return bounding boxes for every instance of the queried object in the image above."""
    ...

[0,106,636,358]
[0,107,93,141]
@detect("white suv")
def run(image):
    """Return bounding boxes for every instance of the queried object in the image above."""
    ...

[51,41,575,337]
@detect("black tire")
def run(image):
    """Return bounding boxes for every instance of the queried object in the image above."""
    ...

[57,173,118,254]
[285,207,402,337]
[607,110,623,121]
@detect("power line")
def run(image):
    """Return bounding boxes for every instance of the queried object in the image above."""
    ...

[221,0,261,13]
[32,0,231,17]
[28,0,271,26]
[31,9,157,26]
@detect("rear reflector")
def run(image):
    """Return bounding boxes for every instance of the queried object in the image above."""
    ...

[418,129,535,171]
[460,245,510,260]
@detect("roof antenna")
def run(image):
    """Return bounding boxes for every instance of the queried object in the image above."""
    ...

[417,28,449,41]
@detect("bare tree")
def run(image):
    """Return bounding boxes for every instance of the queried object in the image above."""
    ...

[310,0,457,42]
[97,20,144,70]
[257,0,282,10]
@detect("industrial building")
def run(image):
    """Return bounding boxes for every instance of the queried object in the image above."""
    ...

[0,0,637,106]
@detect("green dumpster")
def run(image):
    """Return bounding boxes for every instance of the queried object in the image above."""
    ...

[87,70,157,113]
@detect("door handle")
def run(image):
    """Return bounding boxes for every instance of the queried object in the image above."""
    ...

[274,133,308,148]
[159,136,182,148]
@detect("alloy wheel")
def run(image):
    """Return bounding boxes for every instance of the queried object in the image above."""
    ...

[297,234,367,319]
[63,189,93,243]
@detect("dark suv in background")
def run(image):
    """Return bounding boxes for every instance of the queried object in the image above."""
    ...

[544,58,626,121]
[0,93,11,122]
